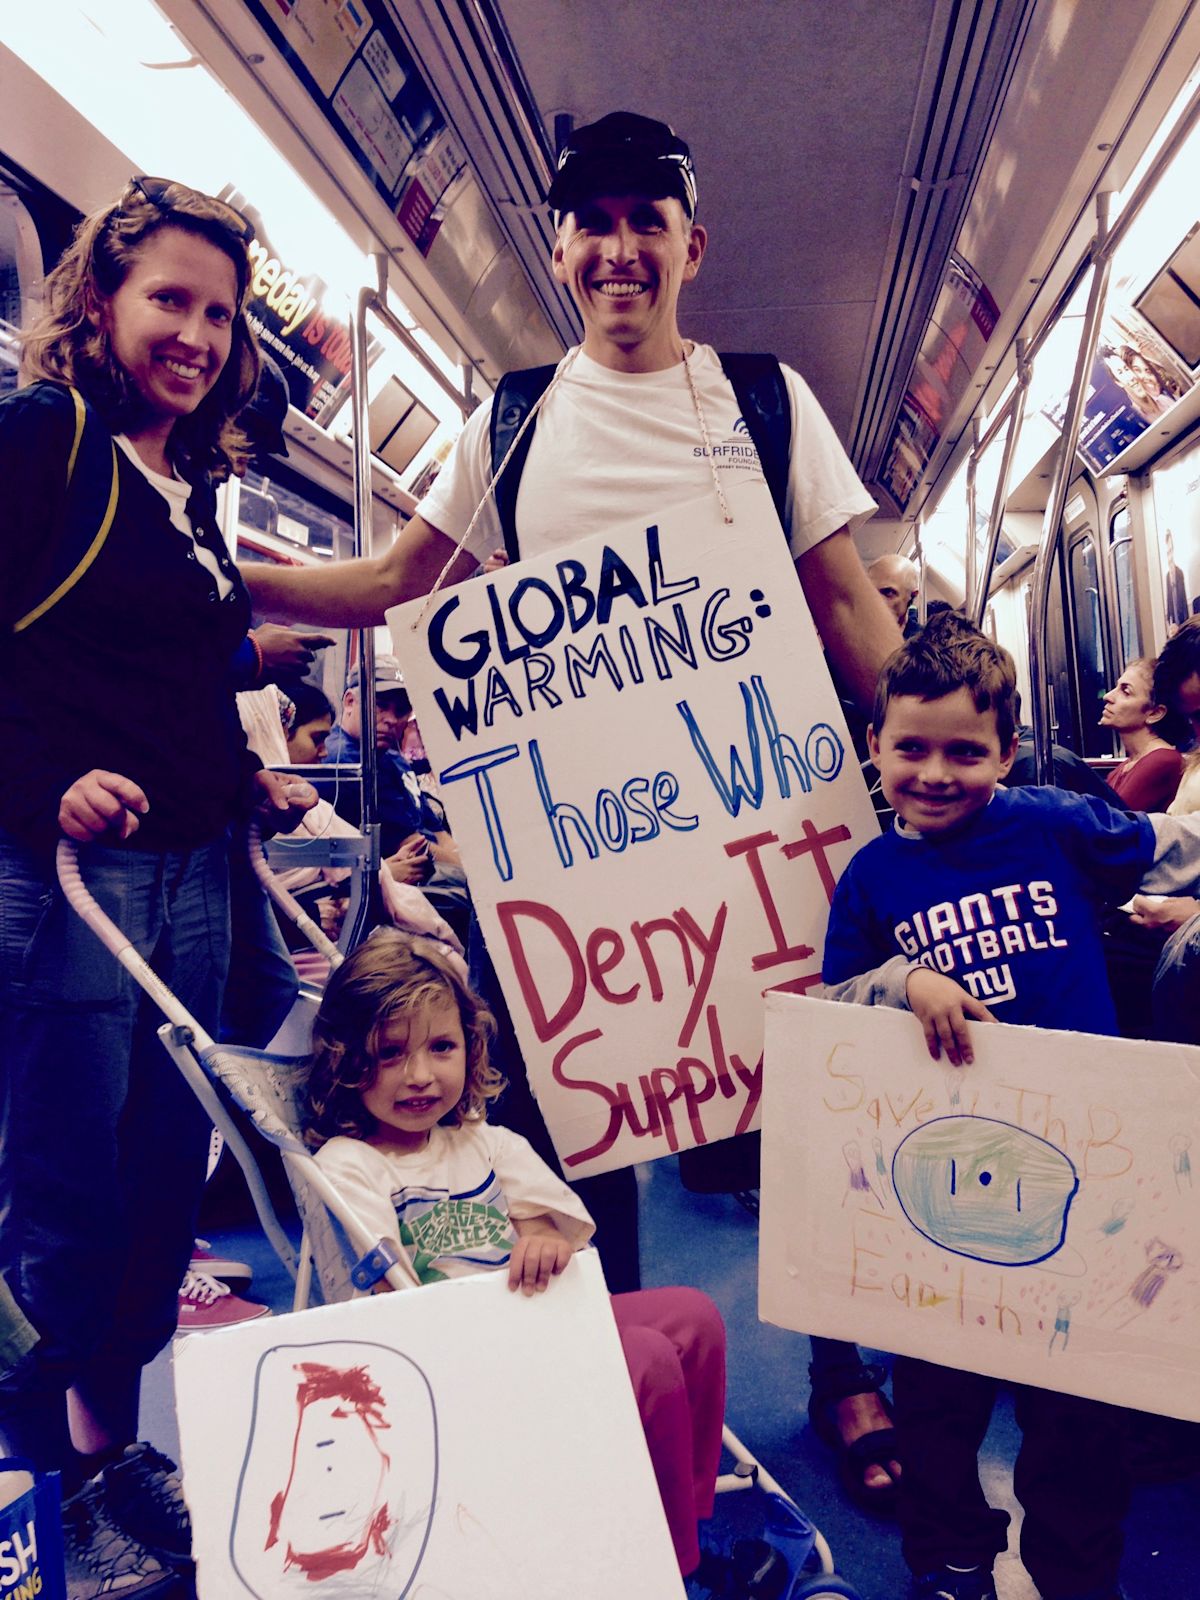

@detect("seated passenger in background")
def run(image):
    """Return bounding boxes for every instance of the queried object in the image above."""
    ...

[323,654,466,900]
[1152,616,1200,816]
[1101,657,1183,811]
[1133,617,1200,1047]
[285,681,334,764]
[822,610,1200,1600]
[303,928,726,1580]
[1093,658,1184,1036]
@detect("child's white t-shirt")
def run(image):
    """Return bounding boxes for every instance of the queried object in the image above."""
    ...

[315,1121,595,1288]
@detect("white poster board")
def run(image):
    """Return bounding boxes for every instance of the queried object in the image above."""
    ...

[176,1252,683,1599]
[760,994,1200,1420]
[388,481,878,1174]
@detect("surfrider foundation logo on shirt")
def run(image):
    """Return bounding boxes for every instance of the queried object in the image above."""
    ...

[693,417,763,478]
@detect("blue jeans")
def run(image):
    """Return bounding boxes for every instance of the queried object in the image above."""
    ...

[0,832,229,1466]
[220,844,298,1047]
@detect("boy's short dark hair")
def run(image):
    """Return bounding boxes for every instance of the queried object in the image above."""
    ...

[873,609,1018,747]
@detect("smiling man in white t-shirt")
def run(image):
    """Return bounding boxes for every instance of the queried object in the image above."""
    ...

[244,105,904,1501]
[245,112,899,708]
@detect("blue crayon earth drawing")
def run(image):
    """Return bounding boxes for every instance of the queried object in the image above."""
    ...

[891,1116,1080,1267]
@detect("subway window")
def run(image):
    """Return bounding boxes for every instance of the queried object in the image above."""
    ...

[0,184,41,399]
[1068,533,1109,756]
[1108,504,1142,665]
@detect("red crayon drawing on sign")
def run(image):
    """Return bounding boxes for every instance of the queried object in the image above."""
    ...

[266,1362,393,1580]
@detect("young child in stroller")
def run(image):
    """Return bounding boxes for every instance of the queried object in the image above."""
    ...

[303,926,728,1579]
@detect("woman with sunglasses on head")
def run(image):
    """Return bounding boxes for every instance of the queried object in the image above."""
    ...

[0,177,314,1593]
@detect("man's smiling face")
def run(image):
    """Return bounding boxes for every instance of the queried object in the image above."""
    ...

[552,192,706,372]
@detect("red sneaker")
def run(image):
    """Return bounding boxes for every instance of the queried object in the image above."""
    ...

[175,1269,271,1333]
[188,1237,252,1288]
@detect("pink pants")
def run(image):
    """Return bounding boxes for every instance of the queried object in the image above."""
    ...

[611,1286,727,1575]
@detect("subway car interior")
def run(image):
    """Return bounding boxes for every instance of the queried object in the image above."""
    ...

[5,2,1200,1597]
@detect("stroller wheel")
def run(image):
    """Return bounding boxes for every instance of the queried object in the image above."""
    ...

[790,1577,864,1600]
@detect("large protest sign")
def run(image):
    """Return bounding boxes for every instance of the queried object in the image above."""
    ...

[388,480,879,1175]
[760,994,1200,1420]
[177,1252,682,1599]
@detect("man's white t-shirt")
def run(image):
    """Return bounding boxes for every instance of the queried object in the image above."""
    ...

[417,343,876,564]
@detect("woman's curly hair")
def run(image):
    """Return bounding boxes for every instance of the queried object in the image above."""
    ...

[20,180,259,481]
[305,930,502,1148]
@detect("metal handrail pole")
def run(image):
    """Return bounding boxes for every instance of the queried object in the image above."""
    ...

[369,254,474,419]
[350,282,378,838]
[1028,192,1113,783]
[974,252,1093,460]
[971,337,1031,623]
[912,519,926,625]
[968,80,1200,470]
[1095,77,1200,272]
[964,418,980,619]
[345,280,381,958]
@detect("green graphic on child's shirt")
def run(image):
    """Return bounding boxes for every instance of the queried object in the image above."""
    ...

[400,1198,513,1284]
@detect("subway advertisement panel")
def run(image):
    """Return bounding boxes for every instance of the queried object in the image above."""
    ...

[1152,434,1200,629]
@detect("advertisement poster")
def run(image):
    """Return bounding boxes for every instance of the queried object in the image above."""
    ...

[246,0,463,246]
[883,255,1000,513]
[1042,305,1193,473]
[220,189,377,418]
[1150,433,1200,627]
[388,480,879,1177]
[760,995,1200,1421]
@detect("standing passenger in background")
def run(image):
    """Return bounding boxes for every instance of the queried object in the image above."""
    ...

[239,111,903,1503]
[1101,657,1183,812]
[0,177,314,1595]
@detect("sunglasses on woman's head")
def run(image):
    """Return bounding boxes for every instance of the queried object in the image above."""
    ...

[125,176,255,244]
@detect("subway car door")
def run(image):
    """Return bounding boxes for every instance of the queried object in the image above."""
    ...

[1041,476,1114,757]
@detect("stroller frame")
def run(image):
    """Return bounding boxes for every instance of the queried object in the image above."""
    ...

[55,834,840,1584]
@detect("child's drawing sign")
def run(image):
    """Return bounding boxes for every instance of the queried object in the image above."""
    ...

[176,1253,683,1599]
[230,1342,436,1596]
[389,481,878,1175]
[760,995,1200,1420]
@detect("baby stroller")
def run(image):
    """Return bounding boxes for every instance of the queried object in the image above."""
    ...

[56,835,864,1600]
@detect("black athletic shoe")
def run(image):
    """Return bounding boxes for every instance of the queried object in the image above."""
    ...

[98,1443,192,1563]
[62,1475,178,1597]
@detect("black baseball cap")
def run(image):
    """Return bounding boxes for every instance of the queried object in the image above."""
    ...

[546,112,697,220]
[241,352,291,459]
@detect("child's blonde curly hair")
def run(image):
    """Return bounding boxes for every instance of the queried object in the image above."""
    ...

[305,930,502,1147]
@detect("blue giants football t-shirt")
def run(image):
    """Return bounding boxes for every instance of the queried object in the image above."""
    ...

[823,787,1156,1035]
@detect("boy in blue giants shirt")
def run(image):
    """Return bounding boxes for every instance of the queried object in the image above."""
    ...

[822,611,1200,1600]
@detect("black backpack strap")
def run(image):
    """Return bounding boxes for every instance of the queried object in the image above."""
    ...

[489,364,559,563]
[13,385,121,634]
[487,353,791,561]
[717,352,792,533]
